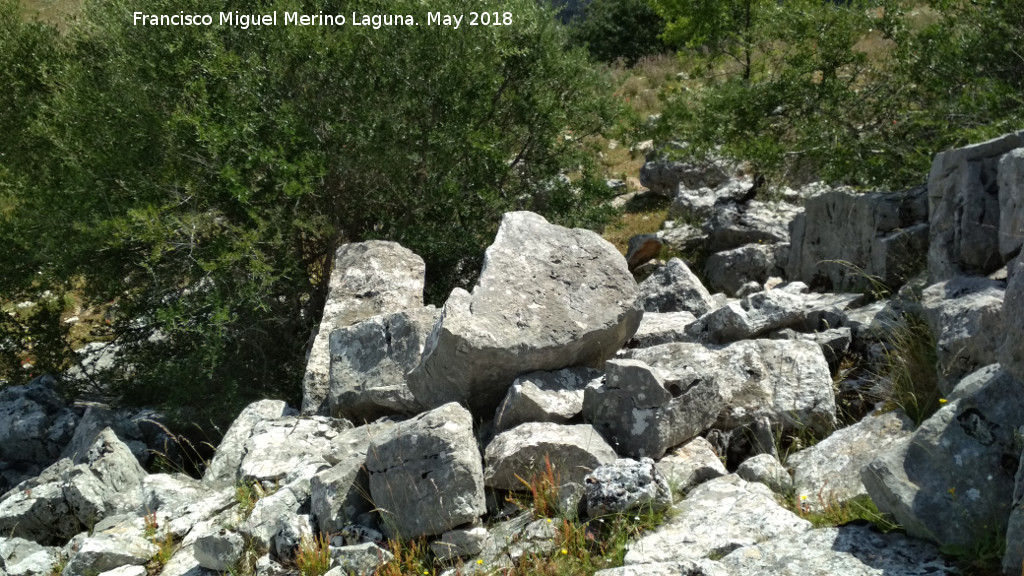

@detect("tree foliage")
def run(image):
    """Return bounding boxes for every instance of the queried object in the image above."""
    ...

[0,0,618,420]
[569,0,667,66]
[648,0,1024,188]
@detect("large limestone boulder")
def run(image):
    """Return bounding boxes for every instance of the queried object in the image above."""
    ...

[61,534,156,576]
[787,411,914,512]
[365,403,486,539]
[928,130,1024,281]
[310,452,372,536]
[407,212,642,414]
[655,437,727,495]
[921,276,1005,394]
[302,241,426,415]
[637,258,717,316]
[328,307,440,422]
[583,359,723,460]
[787,186,929,292]
[639,155,737,198]
[483,422,616,490]
[862,365,1024,552]
[625,340,837,435]
[623,475,810,565]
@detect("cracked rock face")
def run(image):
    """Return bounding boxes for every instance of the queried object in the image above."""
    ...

[365,403,485,540]
[637,258,717,316]
[407,212,643,415]
[493,367,599,433]
[328,307,440,423]
[302,240,426,416]
[584,458,672,517]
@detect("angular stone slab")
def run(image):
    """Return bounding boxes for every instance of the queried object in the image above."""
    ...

[302,241,425,415]
[493,367,598,433]
[408,212,642,414]
[328,307,440,422]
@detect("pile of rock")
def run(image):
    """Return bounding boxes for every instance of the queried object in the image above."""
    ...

[3,130,1024,576]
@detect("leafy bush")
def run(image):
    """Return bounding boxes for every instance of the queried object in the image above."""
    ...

[646,0,1024,188]
[569,0,667,65]
[0,0,619,422]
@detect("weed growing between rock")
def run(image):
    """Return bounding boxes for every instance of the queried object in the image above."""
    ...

[877,312,940,426]
[939,523,1006,576]
[784,488,899,533]
[294,533,331,576]
[46,552,68,576]
[145,527,176,576]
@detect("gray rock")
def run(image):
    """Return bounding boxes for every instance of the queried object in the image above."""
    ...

[720,523,958,576]
[302,241,426,415]
[365,402,486,539]
[0,468,78,543]
[623,475,810,565]
[862,365,1024,551]
[61,534,156,576]
[203,399,292,487]
[736,454,791,495]
[328,307,439,422]
[689,290,860,344]
[788,411,913,512]
[625,340,837,435]
[769,327,851,371]
[998,148,1024,261]
[584,458,672,517]
[0,377,78,470]
[594,560,728,576]
[928,130,1024,281]
[705,244,783,297]
[999,259,1024,383]
[0,538,58,576]
[1005,451,1024,576]
[238,475,313,554]
[921,277,1005,394]
[63,428,147,532]
[669,178,752,222]
[270,514,313,564]
[59,406,170,469]
[703,201,802,253]
[407,212,642,414]
[625,312,698,349]
[158,545,217,576]
[430,527,488,561]
[638,258,717,316]
[238,416,351,484]
[493,368,599,433]
[328,543,392,576]
[484,423,616,491]
[787,186,929,292]
[655,437,727,495]
[583,359,723,459]
[96,566,147,576]
[639,157,737,198]
[658,223,707,255]
[193,531,245,572]
[310,454,372,536]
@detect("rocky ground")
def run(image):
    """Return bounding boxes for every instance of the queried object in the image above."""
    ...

[2,130,1024,576]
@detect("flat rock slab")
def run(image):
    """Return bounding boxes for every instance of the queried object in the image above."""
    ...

[788,411,914,511]
[720,524,958,575]
[302,240,425,415]
[408,211,642,415]
[484,422,616,490]
[623,475,810,565]
[656,437,727,495]
[638,258,717,316]
[625,311,698,349]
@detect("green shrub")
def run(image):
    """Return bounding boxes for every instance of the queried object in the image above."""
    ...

[0,0,619,421]
[569,0,667,65]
